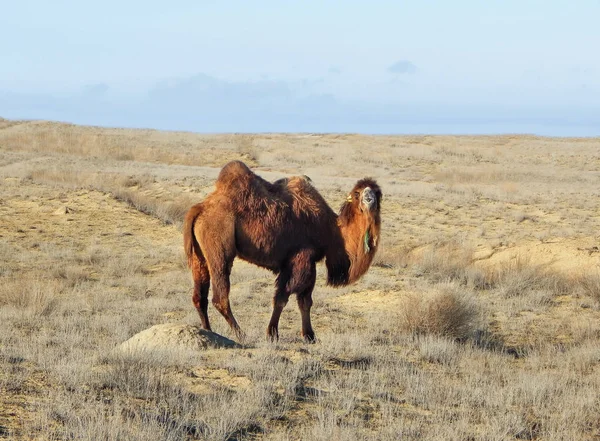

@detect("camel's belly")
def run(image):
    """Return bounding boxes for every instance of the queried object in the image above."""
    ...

[235,226,323,270]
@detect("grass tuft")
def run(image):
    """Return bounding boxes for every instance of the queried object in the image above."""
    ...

[400,283,483,340]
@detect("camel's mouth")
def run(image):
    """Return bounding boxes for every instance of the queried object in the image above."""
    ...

[361,187,377,212]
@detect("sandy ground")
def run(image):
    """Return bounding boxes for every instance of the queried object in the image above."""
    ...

[1,119,600,439]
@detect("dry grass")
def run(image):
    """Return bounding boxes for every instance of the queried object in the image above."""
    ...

[399,283,483,340]
[579,272,600,305]
[24,166,196,227]
[1,119,600,440]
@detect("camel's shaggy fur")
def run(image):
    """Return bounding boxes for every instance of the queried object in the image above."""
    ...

[183,161,382,341]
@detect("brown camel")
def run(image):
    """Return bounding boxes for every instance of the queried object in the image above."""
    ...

[183,161,382,342]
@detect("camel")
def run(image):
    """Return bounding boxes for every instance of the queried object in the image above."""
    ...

[183,161,382,342]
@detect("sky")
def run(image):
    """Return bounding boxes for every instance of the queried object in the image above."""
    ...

[1,0,599,135]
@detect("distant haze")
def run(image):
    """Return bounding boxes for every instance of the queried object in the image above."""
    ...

[1,1,599,136]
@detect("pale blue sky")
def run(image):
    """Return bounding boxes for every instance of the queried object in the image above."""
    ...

[1,1,599,134]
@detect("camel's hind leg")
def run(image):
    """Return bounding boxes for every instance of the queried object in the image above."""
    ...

[268,250,316,342]
[210,260,244,339]
[191,252,211,331]
[199,218,244,340]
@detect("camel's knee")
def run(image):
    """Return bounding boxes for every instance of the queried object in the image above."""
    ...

[297,293,313,310]
[272,294,289,309]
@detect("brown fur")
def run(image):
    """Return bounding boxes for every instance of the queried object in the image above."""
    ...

[183,161,382,342]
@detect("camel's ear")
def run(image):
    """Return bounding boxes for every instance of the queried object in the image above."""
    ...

[346,194,353,202]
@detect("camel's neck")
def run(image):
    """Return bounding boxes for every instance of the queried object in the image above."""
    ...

[326,206,380,286]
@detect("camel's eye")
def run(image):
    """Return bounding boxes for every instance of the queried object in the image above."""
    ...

[354,191,360,199]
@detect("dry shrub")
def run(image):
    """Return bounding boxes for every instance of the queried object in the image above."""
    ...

[0,278,63,317]
[236,135,260,166]
[53,266,93,288]
[110,183,195,227]
[76,244,112,266]
[84,349,297,441]
[27,168,94,188]
[0,240,13,277]
[105,252,147,278]
[26,166,193,227]
[413,240,487,288]
[114,173,156,189]
[400,283,482,340]
[158,199,196,227]
[418,334,462,365]
[579,272,600,304]
[489,256,572,298]
[372,242,413,269]
[411,242,580,299]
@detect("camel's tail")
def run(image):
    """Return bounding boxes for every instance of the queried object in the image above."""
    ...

[183,203,204,268]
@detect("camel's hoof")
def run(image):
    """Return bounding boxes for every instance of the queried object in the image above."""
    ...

[267,327,279,342]
[303,333,316,344]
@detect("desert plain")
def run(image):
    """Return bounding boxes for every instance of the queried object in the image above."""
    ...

[1,118,600,440]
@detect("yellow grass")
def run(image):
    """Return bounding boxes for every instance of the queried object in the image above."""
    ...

[1,119,600,440]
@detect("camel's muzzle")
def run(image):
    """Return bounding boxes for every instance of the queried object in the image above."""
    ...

[362,187,377,211]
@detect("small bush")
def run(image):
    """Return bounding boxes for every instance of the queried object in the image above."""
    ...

[400,283,482,340]
[413,240,488,289]
[418,335,461,365]
[0,278,62,317]
[579,272,600,304]
[491,256,572,298]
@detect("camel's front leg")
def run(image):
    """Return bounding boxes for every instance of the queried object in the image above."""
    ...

[297,288,315,343]
[268,250,316,342]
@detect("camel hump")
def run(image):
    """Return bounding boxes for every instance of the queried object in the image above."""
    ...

[218,160,253,180]
[273,174,312,189]
[216,161,254,191]
[285,175,315,193]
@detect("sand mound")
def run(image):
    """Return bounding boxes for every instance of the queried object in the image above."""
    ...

[476,239,600,275]
[118,323,240,353]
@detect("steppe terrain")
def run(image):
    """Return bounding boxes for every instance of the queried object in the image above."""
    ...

[1,118,600,440]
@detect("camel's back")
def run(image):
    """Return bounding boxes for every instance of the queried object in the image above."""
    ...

[213,162,337,268]
[215,161,331,219]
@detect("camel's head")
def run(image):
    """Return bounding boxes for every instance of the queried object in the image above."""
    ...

[338,178,382,227]
[331,178,382,285]
[347,178,382,214]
